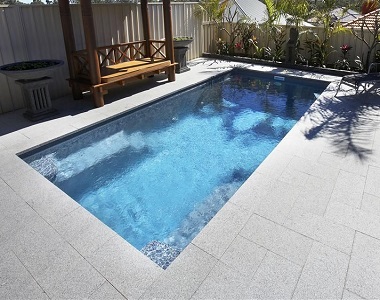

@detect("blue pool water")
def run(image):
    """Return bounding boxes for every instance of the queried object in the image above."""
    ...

[22,69,327,268]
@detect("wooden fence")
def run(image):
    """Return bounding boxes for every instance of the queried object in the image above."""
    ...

[0,3,202,114]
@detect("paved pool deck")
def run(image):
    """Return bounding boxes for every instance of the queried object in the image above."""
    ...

[1,58,380,299]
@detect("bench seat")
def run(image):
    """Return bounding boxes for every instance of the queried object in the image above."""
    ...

[100,58,173,83]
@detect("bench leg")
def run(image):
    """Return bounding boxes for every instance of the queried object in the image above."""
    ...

[93,87,105,107]
[168,65,176,82]
[71,83,83,100]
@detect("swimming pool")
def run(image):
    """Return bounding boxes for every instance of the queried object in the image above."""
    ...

[21,69,327,269]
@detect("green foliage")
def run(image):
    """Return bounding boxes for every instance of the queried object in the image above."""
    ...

[334,58,351,70]
[173,36,193,41]
[354,55,365,71]
[349,8,380,70]
[216,38,229,55]
[271,26,286,61]
[252,43,271,59]
[236,19,257,55]
[2,60,58,71]
[334,44,353,70]
[275,0,311,29]
[303,30,335,67]
[194,0,230,23]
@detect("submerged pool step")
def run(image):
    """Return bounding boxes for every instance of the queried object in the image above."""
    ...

[141,240,181,269]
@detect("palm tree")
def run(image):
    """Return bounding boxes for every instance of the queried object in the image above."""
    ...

[194,0,230,24]
[274,0,311,29]
[305,0,350,67]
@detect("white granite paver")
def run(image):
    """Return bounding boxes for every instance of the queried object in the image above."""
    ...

[240,214,314,265]
[1,58,380,299]
[249,251,302,299]
[285,209,355,254]
[89,281,127,300]
[361,192,380,216]
[329,170,366,208]
[191,261,255,299]
[220,235,267,277]
[365,165,380,197]
[0,250,49,300]
[87,234,162,299]
[192,201,251,259]
[346,232,380,299]
[292,242,349,299]
[141,244,217,299]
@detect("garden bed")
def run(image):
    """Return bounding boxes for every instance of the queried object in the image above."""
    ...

[202,53,358,77]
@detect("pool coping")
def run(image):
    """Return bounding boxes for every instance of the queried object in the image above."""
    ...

[2,57,379,299]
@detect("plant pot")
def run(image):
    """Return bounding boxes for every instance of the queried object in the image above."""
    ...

[173,39,193,73]
[0,60,64,80]
[0,60,64,121]
[173,39,193,48]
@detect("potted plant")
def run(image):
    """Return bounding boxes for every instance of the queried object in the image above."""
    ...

[0,59,64,121]
[0,59,63,80]
[173,36,193,48]
[173,37,193,73]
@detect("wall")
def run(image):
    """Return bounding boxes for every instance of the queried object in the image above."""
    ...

[0,2,202,114]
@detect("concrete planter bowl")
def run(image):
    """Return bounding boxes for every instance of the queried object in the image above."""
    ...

[0,59,64,80]
[173,38,193,48]
[173,38,193,73]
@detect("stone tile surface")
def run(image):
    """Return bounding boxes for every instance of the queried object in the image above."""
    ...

[240,214,313,265]
[318,151,370,177]
[292,242,349,299]
[290,174,334,216]
[88,234,162,299]
[342,289,365,300]
[36,257,105,299]
[228,171,275,212]
[89,281,127,299]
[285,210,355,254]
[52,206,116,258]
[365,165,380,197]
[325,201,380,239]
[192,201,250,259]
[249,251,302,299]
[220,235,267,277]
[361,192,380,216]
[254,180,302,224]
[346,233,380,299]
[329,170,366,208]
[191,261,254,300]
[142,244,217,300]
[287,155,341,181]
[0,250,49,300]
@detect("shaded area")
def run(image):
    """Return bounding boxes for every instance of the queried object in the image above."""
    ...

[0,75,169,136]
[303,82,380,160]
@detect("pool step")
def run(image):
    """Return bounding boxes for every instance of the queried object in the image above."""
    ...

[141,240,181,269]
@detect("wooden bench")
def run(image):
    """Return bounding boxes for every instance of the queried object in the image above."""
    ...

[100,58,173,83]
[70,57,176,105]
[69,41,176,107]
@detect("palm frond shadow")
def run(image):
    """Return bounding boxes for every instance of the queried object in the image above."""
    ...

[302,84,380,160]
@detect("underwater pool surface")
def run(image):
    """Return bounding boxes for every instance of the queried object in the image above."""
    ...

[22,70,327,269]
